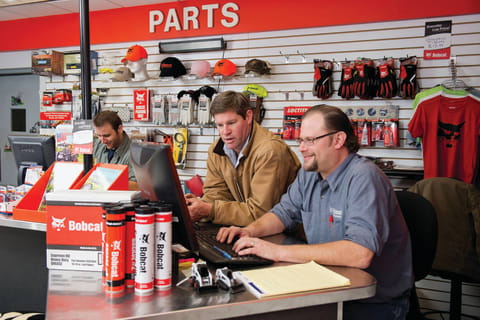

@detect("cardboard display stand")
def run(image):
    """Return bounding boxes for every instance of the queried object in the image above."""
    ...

[71,163,129,190]
[12,162,84,223]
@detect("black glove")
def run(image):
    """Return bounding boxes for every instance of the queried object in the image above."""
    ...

[313,61,333,99]
[399,58,417,99]
[353,62,376,99]
[338,63,355,99]
[376,61,397,99]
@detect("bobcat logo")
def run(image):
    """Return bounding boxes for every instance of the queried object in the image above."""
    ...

[141,234,150,244]
[438,121,464,148]
[112,240,122,251]
[157,232,166,242]
[136,92,145,102]
[51,216,66,231]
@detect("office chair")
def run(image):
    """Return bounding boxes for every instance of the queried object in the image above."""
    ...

[395,191,438,320]
[409,177,480,320]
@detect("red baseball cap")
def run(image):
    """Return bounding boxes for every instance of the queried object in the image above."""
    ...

[121,45,148,63]
[212,59,236,76]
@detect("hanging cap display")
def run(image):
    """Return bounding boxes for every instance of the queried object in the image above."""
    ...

[121,45,148,63]
[160,57,187,78]
[112,67,134,81]
[243,84,268,98]
[212,59,236,76]
[244,59,271,75]
[190,61,211,78]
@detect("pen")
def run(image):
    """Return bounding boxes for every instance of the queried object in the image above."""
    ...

[213,245,232,260]
[176,276,191,287]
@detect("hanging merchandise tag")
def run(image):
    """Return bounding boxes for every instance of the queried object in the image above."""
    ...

[133,89,151,121]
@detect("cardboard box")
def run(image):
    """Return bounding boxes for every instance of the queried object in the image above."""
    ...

[46,190,140,271]
[32,50,64,76]
[63,50,98,75]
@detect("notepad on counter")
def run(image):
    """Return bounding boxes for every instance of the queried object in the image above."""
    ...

[234,261,351,299]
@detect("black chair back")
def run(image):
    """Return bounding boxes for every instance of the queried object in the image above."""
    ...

[395,191,438,282]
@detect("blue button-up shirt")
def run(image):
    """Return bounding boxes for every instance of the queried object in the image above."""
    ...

[272,153,413,303]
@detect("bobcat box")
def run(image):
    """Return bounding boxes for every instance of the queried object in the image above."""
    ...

[46,190,140,271]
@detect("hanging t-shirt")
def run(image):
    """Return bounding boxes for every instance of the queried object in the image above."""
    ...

[408,95,480,183]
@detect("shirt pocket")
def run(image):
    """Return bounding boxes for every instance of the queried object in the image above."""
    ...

[300,209,344,244]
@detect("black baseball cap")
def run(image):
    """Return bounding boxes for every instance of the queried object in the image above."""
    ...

[160,57,187,78]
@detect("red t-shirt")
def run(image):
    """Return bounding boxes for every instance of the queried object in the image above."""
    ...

[408,95,480,183]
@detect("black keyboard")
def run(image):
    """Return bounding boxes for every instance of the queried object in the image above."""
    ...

[195,229,273,267]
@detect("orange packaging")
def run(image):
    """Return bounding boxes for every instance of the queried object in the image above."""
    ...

[121,203,137,288]
[104,206,126,294]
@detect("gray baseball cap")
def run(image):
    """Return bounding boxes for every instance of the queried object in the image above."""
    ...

[112,67,134,81]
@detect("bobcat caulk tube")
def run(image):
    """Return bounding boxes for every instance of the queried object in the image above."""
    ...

[135,205,154,295]
[102,202,118,287]
[121,203,136,288]
[105,206,126,295]
[153,203,172,290]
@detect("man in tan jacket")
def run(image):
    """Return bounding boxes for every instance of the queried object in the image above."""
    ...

[186,91,300,226]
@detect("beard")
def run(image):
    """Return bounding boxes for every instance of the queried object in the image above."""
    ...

[303,155,318,172]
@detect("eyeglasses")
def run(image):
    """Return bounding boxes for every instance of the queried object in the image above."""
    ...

[296,131,339,146]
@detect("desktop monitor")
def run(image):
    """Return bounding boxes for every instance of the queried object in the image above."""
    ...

[130,142,199,254]
[8,135,56,185]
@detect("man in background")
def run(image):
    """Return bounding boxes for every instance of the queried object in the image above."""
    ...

[186,91,300,226]
[93,110,138,190]
[217,105,413,319]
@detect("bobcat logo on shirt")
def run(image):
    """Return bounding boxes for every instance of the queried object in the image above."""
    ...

[51,216,66,231]
[438,121,464,148]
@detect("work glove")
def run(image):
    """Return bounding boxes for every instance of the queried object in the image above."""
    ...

[313,60,333,99]
[338,62,355,99]
[376,58,397,99]
[399,56,418,99]
[353,59,376,99]
[168,96,180,125]
[178,90,196,126]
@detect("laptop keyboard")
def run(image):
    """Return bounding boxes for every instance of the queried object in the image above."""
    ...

[195,230,273,267]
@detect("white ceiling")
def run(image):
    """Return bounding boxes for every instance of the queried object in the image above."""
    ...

[0,0,172,21]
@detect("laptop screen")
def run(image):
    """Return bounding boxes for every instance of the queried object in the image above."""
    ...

[130,142,199,254]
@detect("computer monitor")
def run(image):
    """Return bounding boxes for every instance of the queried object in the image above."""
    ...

[8,135,56,185]
[130,142,199,254]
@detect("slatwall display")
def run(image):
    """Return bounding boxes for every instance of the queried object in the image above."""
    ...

[40,13,480,318]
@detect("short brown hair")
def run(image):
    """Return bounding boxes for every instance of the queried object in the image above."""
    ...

[302,104,360,153]
[93,110,123,131]
[210,91,250,119]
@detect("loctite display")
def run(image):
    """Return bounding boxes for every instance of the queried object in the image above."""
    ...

[135,205,155,295]
[105,206,126,295]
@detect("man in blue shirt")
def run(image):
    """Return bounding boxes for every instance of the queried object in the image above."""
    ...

[217,105,413,319]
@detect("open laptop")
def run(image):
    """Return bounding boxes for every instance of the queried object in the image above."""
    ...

[130,142,272,267]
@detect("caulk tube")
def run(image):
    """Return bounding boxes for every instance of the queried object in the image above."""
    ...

[153,203,172,290]
[102,202,119,287]
[135,205,155,295]
[105,206,126,295]
[121,203,136,288]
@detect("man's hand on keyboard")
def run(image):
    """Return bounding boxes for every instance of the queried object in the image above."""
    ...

[232,237,281,262]
[216,226,251,244]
